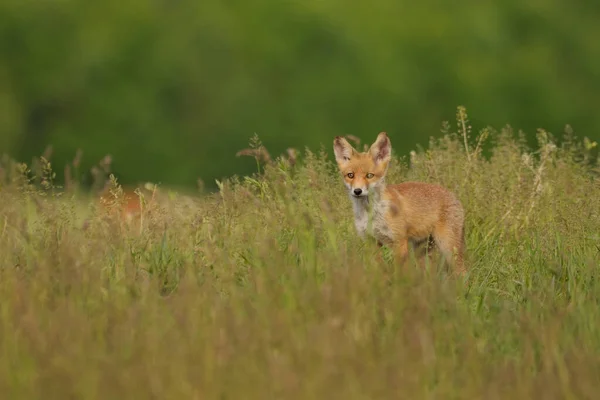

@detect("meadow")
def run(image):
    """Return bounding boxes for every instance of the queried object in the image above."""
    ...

[0,109,599,399]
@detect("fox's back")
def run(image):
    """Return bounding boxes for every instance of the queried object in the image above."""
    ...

[383,181,464,239]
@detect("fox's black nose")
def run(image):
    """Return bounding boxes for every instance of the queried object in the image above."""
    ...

[353,188,362,196]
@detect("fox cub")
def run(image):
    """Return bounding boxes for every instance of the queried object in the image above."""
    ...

[333,132,466,275]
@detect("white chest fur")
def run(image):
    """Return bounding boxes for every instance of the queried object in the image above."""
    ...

[350,191,395,244]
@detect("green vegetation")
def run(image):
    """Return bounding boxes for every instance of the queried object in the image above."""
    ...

[1,0,600,188]
[0,109,599,398]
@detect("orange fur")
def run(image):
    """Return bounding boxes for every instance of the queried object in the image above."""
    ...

[333,132,466,276]
[98,185,157,227]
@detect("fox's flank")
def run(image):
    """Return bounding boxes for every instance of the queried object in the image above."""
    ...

[334,132,466,275]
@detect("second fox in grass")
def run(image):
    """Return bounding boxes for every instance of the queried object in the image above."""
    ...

[333,132,466,275]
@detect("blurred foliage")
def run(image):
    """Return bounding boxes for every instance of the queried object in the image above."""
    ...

[0,0,599,189]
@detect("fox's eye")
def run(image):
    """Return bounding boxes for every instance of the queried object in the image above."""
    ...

[366,173,374,179]
[347,172,354,179]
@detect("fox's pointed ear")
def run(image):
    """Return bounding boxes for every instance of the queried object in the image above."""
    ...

[369,132,391,165]
[333,136,355,164]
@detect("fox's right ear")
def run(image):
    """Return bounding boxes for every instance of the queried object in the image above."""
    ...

[333,136,355,165]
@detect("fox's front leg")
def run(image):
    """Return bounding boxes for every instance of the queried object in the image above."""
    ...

[374,240,387,264]
[393,238,410,268]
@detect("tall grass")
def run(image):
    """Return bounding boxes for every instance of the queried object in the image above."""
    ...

[0,109,599,399]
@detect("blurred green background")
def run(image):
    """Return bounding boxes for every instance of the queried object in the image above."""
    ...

[1,0,599,190]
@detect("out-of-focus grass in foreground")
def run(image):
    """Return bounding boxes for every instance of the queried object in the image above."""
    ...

[0,109,599,399]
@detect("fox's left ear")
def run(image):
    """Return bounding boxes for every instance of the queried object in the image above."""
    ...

[369,132,391,165]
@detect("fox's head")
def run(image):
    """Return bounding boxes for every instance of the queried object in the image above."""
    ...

[333,132,392,198]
